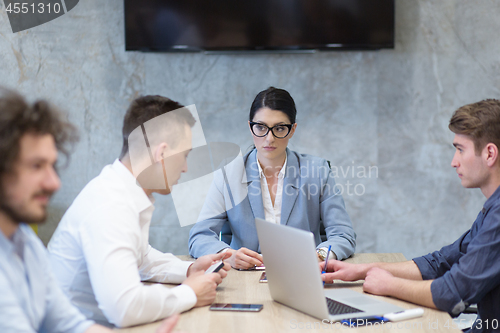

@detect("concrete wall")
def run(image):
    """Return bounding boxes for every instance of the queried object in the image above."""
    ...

[1,0,497,259]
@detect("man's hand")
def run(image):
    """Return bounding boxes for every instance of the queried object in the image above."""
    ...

[320,259,371,283]
[225,247,263,269]
[187,252,231,279]
[182,271,222,307]
[362,267,436,308]
[363,267,394,295]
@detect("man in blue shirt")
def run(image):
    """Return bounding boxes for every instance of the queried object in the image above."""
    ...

[321,99,500,333]
[0,89,179,333]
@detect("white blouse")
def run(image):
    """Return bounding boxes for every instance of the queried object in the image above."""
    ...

[256,155,287,224]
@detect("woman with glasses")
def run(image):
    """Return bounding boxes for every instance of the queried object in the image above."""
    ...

[189,87,356,269]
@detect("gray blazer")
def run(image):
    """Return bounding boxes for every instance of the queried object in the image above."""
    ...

[188,148,356,259]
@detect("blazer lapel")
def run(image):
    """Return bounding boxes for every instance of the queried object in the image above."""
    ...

[281,149,299,225]
[244,149,265,219]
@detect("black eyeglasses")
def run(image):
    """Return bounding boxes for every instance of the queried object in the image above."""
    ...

[249,122,294,139]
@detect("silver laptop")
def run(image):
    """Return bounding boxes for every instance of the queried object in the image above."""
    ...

[255,218,404,321]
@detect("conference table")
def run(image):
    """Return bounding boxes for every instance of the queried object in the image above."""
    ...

[116,253,461,333]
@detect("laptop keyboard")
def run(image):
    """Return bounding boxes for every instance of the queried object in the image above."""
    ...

[325,297,363,315]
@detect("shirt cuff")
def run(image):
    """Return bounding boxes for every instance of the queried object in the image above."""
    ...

[179,261,194,282]
[430,275,468,316]
[171,285,198,313]
[168,260,195,283]
[412,256,436,280]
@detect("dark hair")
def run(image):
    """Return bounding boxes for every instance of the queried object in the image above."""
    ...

[119,95,196,159]
[0,88,78,177]
[449,99,500,155]
[249,87,297,124]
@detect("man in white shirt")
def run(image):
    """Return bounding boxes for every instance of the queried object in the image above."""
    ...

[48,95,230,328]
[0,89,177,333]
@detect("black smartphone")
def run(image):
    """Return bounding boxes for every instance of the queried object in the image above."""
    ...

[209,303,263,312]
[259,272,267,283]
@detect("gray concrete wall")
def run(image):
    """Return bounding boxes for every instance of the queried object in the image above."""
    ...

[1,0,497,259]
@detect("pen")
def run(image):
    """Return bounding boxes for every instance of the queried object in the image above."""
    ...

[322,245,332,274]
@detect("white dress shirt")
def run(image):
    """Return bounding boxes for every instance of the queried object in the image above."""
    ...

[0,224,94,333]
[48,159,196,328]
[257,156,287,224]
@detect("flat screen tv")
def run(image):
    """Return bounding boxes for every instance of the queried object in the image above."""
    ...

[125,0,395,52]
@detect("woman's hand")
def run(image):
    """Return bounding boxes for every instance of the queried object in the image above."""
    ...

[225,247,264,269]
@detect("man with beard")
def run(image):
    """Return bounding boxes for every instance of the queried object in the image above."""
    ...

[0,89,179,333]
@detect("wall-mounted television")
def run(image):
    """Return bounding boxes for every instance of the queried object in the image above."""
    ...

[125,0,395,52]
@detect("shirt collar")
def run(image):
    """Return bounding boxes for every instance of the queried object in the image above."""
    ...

[111,159,155,212]
[484,184,500,210]
[256,155,287,180]
[0,227,14,255]
[0,223,28,259]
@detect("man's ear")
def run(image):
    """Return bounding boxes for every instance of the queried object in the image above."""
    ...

[154,142,169,163]
[484,143,499,167]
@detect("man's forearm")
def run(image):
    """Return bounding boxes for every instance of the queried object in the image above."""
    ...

[385,278,436,309]
[363,267,436,309]
[322,259,424,283]
[373,260,423,280]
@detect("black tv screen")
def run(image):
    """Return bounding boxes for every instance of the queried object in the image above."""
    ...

[125,0,395,52]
